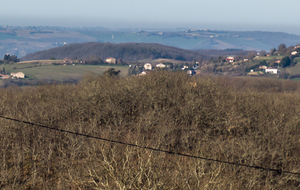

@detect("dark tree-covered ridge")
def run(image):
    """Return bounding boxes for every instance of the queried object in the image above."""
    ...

[21,42,206,62]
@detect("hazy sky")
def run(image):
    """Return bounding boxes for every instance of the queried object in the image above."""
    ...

[2,0,300,34]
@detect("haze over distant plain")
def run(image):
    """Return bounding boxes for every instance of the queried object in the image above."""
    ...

[1,0,300,34]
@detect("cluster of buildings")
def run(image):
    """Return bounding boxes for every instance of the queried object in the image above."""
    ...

[143,63,166,70]
[0,72,25,79]
[226,56,249,63]
[139,63,166,75]
[139,62,198,76]
[225,54,281,75]
[291,46,300,56]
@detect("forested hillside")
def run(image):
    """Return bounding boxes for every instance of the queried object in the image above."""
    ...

[21,42,206,61]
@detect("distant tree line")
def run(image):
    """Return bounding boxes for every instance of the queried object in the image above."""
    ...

[0,54,19,64]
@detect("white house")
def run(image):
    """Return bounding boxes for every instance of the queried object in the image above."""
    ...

[156,63,166,68]
[11,72,25,78]
[181,65,189,70]
[105,57,116,64]
[291,51,298,55]
[294,46,300,49]
[144,63,152,70]
[265,68,278,74]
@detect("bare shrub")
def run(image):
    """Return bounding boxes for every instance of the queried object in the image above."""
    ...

[0,71,300,189]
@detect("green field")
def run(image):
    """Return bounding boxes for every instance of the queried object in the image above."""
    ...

[286,63,300,75]
[254,55,283,60]
[1,64,129,81]
[295,57,300,62]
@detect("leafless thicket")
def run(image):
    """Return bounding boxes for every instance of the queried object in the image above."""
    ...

[1,71,300,189]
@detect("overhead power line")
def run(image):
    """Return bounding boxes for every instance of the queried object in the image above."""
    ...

[0,115,299,175]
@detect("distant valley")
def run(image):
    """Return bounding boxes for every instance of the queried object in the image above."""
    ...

[1,26,300,58]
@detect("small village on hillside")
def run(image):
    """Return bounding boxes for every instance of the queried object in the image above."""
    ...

[0,43,300,81]
[124,43,300,79]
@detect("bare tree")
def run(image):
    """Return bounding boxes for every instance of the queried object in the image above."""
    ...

[259,50,267,56]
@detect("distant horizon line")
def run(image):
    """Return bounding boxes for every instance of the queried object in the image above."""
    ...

[1,25,299,35]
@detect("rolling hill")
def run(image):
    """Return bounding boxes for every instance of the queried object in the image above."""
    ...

[20,42,207,62]
[2,26,300,58]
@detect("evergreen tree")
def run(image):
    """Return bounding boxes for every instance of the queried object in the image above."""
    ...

[280,56,291,68]
[3,54,10,61]
[270,48,276,55]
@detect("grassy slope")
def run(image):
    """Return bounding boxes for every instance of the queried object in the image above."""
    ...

[1,64,129,80]
[286,62,300,75]
[17,60,64,64]
[254,55,283,61]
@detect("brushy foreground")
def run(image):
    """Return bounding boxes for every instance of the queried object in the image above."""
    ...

[1,71,300,189]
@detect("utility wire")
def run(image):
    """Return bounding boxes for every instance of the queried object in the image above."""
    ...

[1,115,299,175]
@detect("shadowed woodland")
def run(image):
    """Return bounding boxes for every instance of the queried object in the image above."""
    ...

[20,42,206,62]
[1,71,300,189]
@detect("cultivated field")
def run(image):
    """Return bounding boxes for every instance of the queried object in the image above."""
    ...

[286,62,300,75]
[17,60,64,64]
[151,58,193,64]
[254,55,284,60]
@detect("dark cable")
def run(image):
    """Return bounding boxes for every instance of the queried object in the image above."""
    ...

[1,115,299,175]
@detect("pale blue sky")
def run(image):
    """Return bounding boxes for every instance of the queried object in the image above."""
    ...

[1,0,300,34]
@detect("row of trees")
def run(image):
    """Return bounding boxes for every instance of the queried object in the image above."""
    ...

[1,54,19,64]
[0,67,6,74]
[50,56,128,66]
[270,43,300,56]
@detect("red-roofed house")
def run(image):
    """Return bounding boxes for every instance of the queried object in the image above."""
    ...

[226,56,235,63]
[275,60,281,64]
[0,75,10,79]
